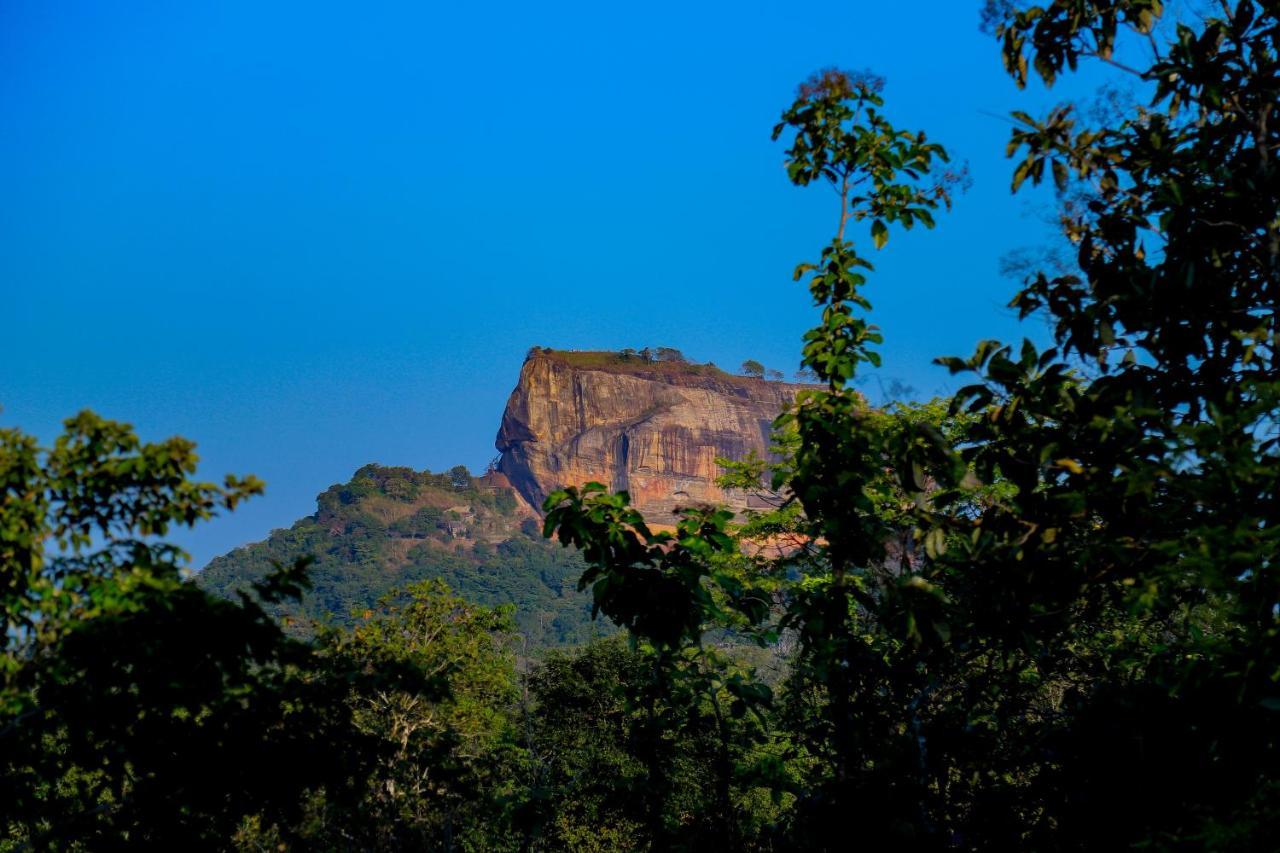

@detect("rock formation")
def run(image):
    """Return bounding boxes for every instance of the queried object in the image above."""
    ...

[495,350,806,522]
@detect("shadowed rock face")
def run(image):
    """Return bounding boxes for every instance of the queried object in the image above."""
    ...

[495,352,805,522]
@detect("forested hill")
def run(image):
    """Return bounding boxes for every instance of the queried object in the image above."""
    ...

[197,463,609,649]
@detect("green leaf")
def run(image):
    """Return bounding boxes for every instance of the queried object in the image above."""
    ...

[871,219,889,249]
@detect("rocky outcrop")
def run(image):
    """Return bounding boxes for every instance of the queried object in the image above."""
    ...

[495,351,806,522]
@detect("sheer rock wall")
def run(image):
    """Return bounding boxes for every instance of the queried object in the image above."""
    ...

[495,353,804,522]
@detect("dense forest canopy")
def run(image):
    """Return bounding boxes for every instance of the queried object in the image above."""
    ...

[3,1,1278,849]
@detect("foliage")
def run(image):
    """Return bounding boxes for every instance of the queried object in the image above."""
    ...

[653,346,688,363]
[919,2,1279,844]
[535,347,762,382]
[543,10,1280,846]
[0,413,371,848]
[448,464,473,490]
[524,637,653,850]
[304,580,524,851]
[0,411,260,700]
[526,635,787,852]
[542,484,792,848]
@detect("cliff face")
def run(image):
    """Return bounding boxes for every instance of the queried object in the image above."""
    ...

[496,352,805,522]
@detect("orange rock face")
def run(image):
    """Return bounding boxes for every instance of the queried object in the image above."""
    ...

[495,352,805,522]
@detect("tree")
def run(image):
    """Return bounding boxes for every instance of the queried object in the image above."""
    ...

[525,637,652,849]
[448,464,472,490]
[653,347,687,364]
[526,636,783,851]
[766,369,785,382]
[543,66,959,846]
[740,360,765,378]
[541,486,780,848]
[761,66,959,846]
[0,412,373,848]
[310,580,522,850]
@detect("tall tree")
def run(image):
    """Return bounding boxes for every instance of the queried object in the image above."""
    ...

[309,580,523,851]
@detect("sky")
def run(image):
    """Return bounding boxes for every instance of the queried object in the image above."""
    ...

[1,0,1102,567]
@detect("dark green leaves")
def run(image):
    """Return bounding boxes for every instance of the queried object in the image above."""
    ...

[543,485,751,650]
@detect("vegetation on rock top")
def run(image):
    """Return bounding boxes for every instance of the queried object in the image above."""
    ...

[529,347,802,386]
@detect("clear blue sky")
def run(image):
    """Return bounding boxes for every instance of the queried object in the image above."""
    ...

[1,1,1096,567]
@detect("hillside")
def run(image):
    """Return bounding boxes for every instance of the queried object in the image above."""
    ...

[198,463,610,648]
